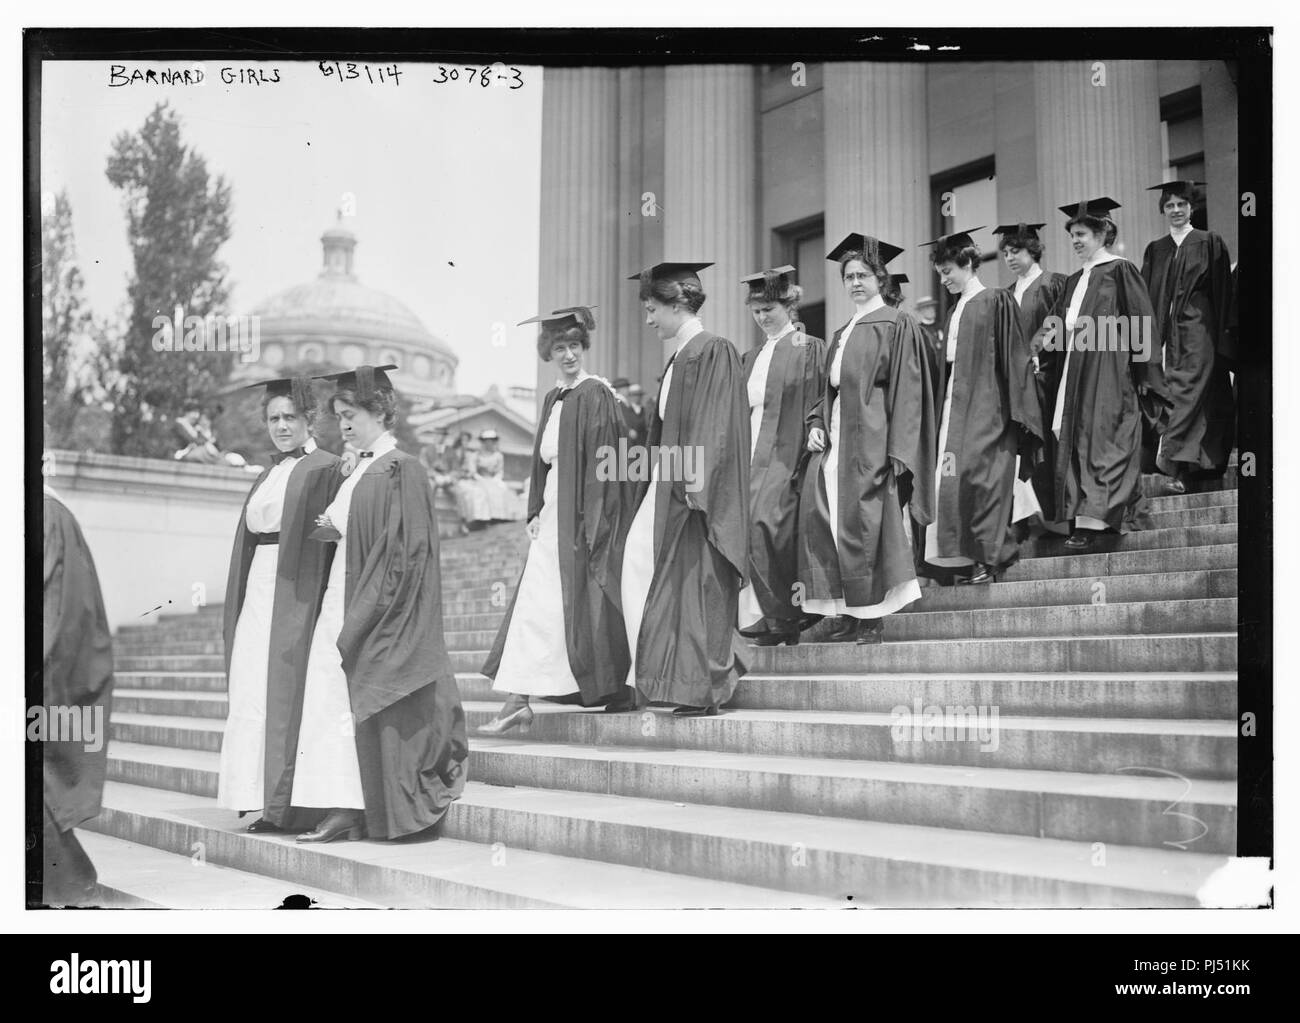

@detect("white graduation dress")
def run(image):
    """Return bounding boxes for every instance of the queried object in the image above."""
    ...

[491,381,583,697]
[217,442,313,811]
[290,433,398,809]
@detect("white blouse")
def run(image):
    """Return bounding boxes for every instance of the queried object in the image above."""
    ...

[830,295,885,389]
[322,431,397,539]
[245,439,317,534]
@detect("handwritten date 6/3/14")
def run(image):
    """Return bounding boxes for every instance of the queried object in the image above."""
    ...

[433,64,525,89]
[318,62,402,85]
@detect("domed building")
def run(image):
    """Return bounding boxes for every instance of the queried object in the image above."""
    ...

[242,219,459,400]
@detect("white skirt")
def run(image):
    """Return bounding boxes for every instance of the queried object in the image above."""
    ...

[803,393,921,620]
[491,466,580,697]
[620,467,660,689]
[217,543,277,811]
[290,539,365,809]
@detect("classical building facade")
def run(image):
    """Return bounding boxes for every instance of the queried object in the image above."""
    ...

[535,59,1238,402]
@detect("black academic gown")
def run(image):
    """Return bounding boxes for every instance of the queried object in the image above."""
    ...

[1037,258,1169,531]
[798,306,937,607]
[929,287,1042,569]
[741,329,826,629]
[222,446,340,830]
[483,377,632,705]
[339,449,468,840]
[1009,270,1070,519]
[1141,229,1235,476]
[632,331,750,708]
[41,490,114,905]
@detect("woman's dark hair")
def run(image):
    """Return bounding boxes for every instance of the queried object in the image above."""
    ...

[1065,213,1119,248]
[538,322,591,362]
[997,232,1044,263]
[746,280,804,313]
[839,251,900,306]
[330,385,399,431]
[930,241,982,271]
[261,388,321,432]
[639,275,706,315]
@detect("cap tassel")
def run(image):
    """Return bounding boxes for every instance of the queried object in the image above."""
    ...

[864,237,880,266]
[291,376,311,413]
[763,270,783,303]
[355,365,375,403]
[1017,221,1028,237]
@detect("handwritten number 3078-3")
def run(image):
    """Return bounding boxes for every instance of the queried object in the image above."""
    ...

[433,65,524,90]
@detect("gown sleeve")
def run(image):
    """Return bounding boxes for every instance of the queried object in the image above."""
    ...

[886,311,938,526]
[682,336,751,582]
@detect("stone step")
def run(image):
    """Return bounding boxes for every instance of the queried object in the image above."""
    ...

[448,598,1237,654]
[78,831,381,909]
[1001,543,1236,582]
[109,688,1236,782]
[114,689,226,719]
[1138,468,1237,497]
[909,570,1235,613]
[1146,489,1238,511]
[741,632,1236,675]
[461,671,1238,720]
[114,671,226,693]
[88,777,1227,907]
[466,737,1236,854]
[87,782,842,909]
[1145,505,1237,529]
[109,711,1236,848]
[1024,523,1235,558]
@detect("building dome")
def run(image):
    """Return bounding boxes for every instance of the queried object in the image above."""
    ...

[244,220,458,398]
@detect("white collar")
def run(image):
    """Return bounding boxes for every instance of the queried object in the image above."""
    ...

[959,275,986,300]
[303,438,317,454]
[1016,265,1043,288]
[1169,223,1194,245]
[358,431,397,458]
[849,294,886,321]
[764,323,795,344]
[672,317,705,352]
[557,369,591,390]
[1082,249,1121,270]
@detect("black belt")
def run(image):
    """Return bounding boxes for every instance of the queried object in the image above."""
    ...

[253,532,281,546]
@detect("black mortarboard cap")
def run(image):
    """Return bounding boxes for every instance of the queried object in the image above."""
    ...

[220,373,316,411]
[920,226,987,250]
[626,262,713,287]
[740,265,796,302]
[312,364,397,402]
[891,273,910,286]
[1058,197,1122,220]
[826,233,904,266]
[518,305,598,331]
[1148,180,1204,201]
[992,222,1047,240]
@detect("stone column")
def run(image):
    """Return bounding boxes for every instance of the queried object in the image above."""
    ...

[822,63,931,328]
[1033,60,1165,262]
[662,65,759,353]
[536,68,620,406]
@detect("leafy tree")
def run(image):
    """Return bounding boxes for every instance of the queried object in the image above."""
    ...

[41,190,95,448]
[104,102,234,456]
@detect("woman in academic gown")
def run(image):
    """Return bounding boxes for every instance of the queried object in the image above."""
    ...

[797,234,937,645]
[41,484,114,906]
[619,262,750,716]
[1140,180,1235,493]
[922,227,1042,584]
[736,266,826,647]
[995,223,1070,525]
[292,365,468,842]
[1036,197,1169,550]
[218,376,340,834]
[479,306,632,732]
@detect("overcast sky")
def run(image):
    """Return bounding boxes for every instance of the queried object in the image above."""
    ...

[40,59,544,397]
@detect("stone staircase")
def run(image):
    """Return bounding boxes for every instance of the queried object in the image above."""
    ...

[85,469,1240,908]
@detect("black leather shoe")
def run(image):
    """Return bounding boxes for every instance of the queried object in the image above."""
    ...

[823,615,857,642]
[855,619,884,645]
[296,809,365,844]
[672,704,719,717]
[753,627,800,647]
[602,689,641,713]
[962,563,996,585]
[245,817,283,834]
[1063,531,1095,550]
